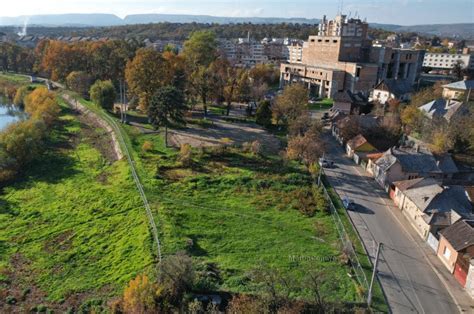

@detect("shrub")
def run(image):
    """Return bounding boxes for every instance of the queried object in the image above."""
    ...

[293,187,317,217]
[179,143,193,166]
[141,140,154,152]
[6,295,17,305]
[250,140,262,156]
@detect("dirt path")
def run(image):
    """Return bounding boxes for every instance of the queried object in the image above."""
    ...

[62,95,123,161]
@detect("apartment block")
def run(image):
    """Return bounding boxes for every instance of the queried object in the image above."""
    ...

[280,14,424,98]
[423,52,474,70]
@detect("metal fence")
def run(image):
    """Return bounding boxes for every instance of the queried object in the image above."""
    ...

[318,174,369,297]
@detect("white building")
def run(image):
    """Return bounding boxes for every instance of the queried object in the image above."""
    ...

[423,52,474,70]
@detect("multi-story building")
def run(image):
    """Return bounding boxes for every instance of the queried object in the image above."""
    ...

[280,14,424,98]
[219,37,295,68]
[422,52,474,71]
[287,41,303,64]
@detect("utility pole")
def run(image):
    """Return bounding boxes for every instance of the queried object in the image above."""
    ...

[368,242,383,307]
[317,153,325,186]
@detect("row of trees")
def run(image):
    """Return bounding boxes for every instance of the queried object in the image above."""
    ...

[0,86,60,183]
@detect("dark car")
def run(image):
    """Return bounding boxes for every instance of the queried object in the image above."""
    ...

[342,197,356,210]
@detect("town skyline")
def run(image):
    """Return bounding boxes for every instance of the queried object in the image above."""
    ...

[2,0,473,25]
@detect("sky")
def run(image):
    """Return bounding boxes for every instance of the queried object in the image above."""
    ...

[1,0,473,25]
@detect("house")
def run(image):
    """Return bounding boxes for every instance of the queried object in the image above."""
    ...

[438,220,474,290]
[331,114,381,144]
[373,147,458,190]
[419,99,468,122]
[366,152,383,175]
[442,78,474,101]
[393,178,473,239]
[346,134,378,164]
[331,90,369,114]
[370,79,414,104]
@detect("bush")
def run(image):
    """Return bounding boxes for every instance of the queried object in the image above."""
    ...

[250,140,262,156]
[141,140,154,152]
[6,295,16,305]
[179,144,193,166]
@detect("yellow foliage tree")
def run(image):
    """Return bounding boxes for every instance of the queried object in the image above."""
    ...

[123,274,161,314]
[24,86,60,126]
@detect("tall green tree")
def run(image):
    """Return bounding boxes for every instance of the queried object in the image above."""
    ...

[90,80,116,110]
[255,100,272,128]
[183,31,218,116]
[148,86,186,147]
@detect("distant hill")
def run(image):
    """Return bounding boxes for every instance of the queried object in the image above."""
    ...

[0,14,123,27]
[123,14,320,25]
[0,13,472,39]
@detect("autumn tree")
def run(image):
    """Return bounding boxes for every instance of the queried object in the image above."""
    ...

[13,85,34,106]
[125,48,167,111]
[148,86,186,146]
[24,86,60,126]
[272,84,309,127]
[123,274,160,314]
[158,252,195,307]
[400,104,424,133]
[90,80,116,110]
[287,126,325,165]
[66,71,92,98]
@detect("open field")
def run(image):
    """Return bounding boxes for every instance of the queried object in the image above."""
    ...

[0,100,154,312]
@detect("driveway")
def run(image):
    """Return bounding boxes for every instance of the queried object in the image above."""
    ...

[322,132,465,314]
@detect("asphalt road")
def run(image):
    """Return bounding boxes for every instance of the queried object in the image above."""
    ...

[322,133,459,314]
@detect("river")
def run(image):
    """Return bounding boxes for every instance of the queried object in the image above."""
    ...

[0,103,25,131]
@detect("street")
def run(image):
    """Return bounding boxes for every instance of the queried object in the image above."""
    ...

[322,132,464,314]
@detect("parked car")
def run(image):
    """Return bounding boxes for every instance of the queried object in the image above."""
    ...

[342,197,356,210]
[319,158,334,168]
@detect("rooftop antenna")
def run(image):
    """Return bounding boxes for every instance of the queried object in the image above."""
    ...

[338,0,344,15]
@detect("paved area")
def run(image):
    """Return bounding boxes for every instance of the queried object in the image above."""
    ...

[322,132,473,314]
[169,116,281,154]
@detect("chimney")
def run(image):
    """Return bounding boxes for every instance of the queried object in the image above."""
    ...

[463,75,469,81]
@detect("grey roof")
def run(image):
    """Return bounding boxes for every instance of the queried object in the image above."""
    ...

[419,99,466,122]
[436,154,459,174]
[376,147,458,175]
[393,147,440,173]
[443,79,474,91]
[404,183,473,220]
[425,210,462,226]
[374,79,414,98]
[439,220,474,251]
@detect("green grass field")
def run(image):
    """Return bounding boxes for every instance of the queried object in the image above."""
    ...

[118,119,363,303]
[0,101,154,310]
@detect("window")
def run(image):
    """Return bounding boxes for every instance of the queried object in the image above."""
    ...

[325,39,330,43]
[443,246,451,259]
[355,67,361,78]
[310,39,315,42]
[333,40,338,43]
[318,39,322,42]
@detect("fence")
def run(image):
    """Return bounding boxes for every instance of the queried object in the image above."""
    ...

[318,173,370,297]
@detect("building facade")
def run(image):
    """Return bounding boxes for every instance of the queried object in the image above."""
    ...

[280,14,424,98]
[422,52,474,71]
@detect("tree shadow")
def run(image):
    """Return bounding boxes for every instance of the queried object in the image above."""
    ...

[0,198,18,216]
[186,235,208,257]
